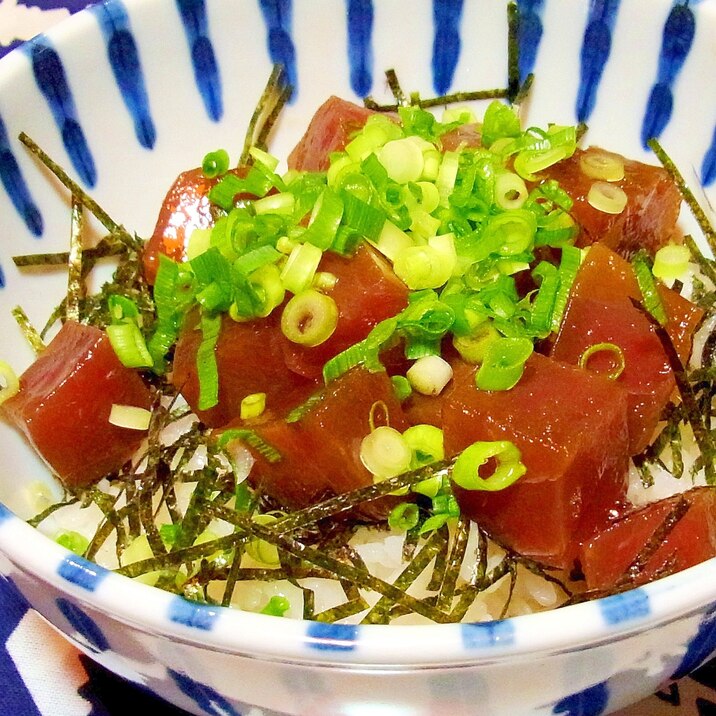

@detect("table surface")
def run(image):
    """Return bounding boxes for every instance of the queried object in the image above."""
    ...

[1,1,716,714]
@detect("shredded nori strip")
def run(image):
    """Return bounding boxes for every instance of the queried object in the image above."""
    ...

[648,138,716,257]
[632,298,716,484]
[66,198,84,322]
[314,598,369,624]
[11,305,45,354]
[507,2,520,103]
[685,234,716,288]
[18,133,141,252]
[27,497,79,528]
[436,517,470,612]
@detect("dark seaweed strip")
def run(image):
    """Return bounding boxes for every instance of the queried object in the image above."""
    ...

[27,497,79,528]
[361,530,447,624]
[385,69,407,106]
[507,2,520,103]
[65,198,84,323]
[402,524,420,561]
[436,517,470,612]
[265,458,456,534]
[18,133,140,251]
[648,138,716,257]
[121,478,142,537]
[417,88,509,109]
[690,367,716,383]
[12,238,126,269]
[213,511,452,623]
[498,565,518,619]
[220,543,245,607]
[684,235,716,288]
[255,81,293,153]
[116,532,249,578]
[87,488,129,564]
[11,305,45,354]
[314,598,369,624]
[512,73,534,108]
[426,524,450,592]
[632,299,716,484]
[669,421,685,479]
[240,65,290,166]
[632,452,655,489]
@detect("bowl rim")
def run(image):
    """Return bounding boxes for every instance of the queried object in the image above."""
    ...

[0,0,715,670]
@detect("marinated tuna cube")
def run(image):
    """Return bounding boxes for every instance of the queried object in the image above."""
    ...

[579,487,716,591]
[443,354,630,568]
[544,147,681,257]
[287,96,376,172]
[550,244,703,454]
[172,310,318,428]
[2,321,152,488]
[232,368,409,521]
[281,244,410,379]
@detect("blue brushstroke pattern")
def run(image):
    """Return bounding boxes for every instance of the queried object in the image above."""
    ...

[671,606,716,680]
[176,0,223,121]
[552,682,609,715]
[0,112,43,238]
[641,2,695,148]
[432,0,464,95]
[703,124,716,187]
[168,669,243,716]
[462,619,515,649]
[259,0,297,97]
[91,1,156,149]
[56,597,111,653]
[516,0,545,82]
[57,554,109,592]
[25,38,96,187]
[346,0,373,97]
[576,0,621,123]
[168,596,219,630]
[598,590,650,625]
[306,621,358,651]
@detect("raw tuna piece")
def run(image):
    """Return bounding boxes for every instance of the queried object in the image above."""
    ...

[287,96,376,172]
[2,321,152,488]
[281,244,410,379]
[231,367,408,520]
[172,310,318,428]
[443,354,630,568]
[550,244,703,454]
[143,167,249,284]
[579,487,716,591]
[544,147,681,257]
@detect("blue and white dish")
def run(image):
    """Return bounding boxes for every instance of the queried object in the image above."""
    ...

[0,1,715,714]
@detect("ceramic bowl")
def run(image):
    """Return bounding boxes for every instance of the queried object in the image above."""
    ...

[1,0,715,714]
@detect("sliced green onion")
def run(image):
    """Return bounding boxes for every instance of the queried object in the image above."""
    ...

[481,210,537,257]
[202,149,230,178]
[403,424,444,467]
[579,151,624,182]
[436,150,460,204]
[300,187,344,249]
[587,181,628,214]
[108,404,152,430]
[551,245,582,333]
[388,502,420,531]
[260,595,291,617]
[494,172,528,210]
[452,322,499,364]
[247,513,280,565]
[249,146,280,172]
[407,355,454,396]
[55,530,89,556]
[186,227,213,260]
[341,192,385,241]
[652,243,690,283]
[106,323,153,368]
[241,393,267,420]
[280,242,323,294]
[208,173,244,211]
[632,250,668,326]
[480,100,521,148]
[377,138,424,184]
[196,312,222,410]
[248,263,285,318]
[394,234,456,290]
[371,220,414,262]
[281,289,338,346]
[312,271,338,291]
[0,360,19,406]
[360,426,413,479]
[391,375,413,402]
[476,336,533,391]
[452,440,526,491]
[253,192,295,216]
[578,342,626,381]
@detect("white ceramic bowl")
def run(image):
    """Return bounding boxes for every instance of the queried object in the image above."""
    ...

[1,1,715,714]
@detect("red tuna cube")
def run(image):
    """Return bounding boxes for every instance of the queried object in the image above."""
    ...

[231,367,409,521]
[544,146,682,258]
[287,96,376,172]
[550,244,703,454]
[443,354,630,568]
[579,487,716,591]
[2,321,152,488]
[172,310,318,428]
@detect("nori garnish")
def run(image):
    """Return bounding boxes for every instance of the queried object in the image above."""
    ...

[11,305,45,354]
